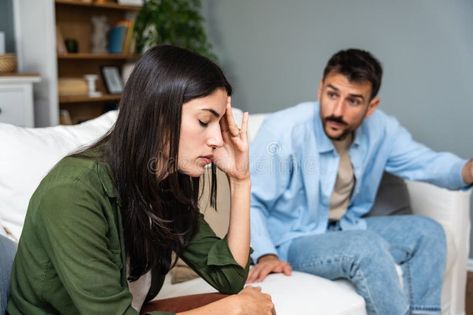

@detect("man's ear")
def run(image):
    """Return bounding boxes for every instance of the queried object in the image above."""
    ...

[366,97,380,117]
[316,80,323,101]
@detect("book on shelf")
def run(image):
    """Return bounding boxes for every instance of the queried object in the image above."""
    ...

[107,20,135,54]
[59,109,73,125]
[122,20,135,55]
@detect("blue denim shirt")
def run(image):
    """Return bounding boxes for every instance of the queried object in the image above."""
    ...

[250,102,468,262]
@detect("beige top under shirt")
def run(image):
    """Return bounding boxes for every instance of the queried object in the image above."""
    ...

[127,264,152,311]
[329,134,356,221]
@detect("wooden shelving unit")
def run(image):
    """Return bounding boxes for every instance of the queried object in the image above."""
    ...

[55,0,142,11]
[54,0,141,124]
[58,53,140,60]
[14,0,142,126]
[59,94,121,104]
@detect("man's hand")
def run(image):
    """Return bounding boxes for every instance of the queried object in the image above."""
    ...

[462,160,473,185]
[247,254,292,283]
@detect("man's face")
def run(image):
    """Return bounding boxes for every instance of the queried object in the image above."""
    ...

[318,71,380,141]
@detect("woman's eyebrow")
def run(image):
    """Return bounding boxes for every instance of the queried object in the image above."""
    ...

[201,108,221,118]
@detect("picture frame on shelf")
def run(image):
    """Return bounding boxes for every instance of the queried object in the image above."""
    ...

[101,65,124,94]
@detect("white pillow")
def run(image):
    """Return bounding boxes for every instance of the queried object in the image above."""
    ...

[0,110,118,240]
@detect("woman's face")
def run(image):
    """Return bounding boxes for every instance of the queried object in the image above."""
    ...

[177,88,228,177]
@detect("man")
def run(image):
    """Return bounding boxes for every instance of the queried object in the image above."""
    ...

[248,49,473,315]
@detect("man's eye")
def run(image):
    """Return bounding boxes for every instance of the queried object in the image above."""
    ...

[199,120,209,127]
[327,92,337,99]
[348,98,361,106]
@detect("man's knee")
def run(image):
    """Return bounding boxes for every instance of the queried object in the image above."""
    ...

[409,215,446,245]
[338,231,398,280]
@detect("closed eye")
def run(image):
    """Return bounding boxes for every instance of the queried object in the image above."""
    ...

[199,120,209,127]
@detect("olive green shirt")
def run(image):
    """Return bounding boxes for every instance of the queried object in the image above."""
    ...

[8,156,249,315]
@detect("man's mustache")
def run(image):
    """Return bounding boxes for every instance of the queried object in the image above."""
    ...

[325,116,348,126]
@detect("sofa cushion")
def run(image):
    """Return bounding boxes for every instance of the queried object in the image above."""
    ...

[157,271,367,315]
[0,111,118,240]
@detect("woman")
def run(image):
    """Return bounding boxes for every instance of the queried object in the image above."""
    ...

[8,45,274,315]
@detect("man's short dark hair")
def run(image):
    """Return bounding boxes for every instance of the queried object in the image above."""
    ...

[323,49,383,100]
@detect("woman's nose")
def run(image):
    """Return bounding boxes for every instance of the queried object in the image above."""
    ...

[208,128,224,148]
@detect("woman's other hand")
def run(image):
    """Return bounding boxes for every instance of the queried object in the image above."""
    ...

[233,286,275,315]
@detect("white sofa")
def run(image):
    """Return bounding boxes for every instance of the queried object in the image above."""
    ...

[0,110,470,315]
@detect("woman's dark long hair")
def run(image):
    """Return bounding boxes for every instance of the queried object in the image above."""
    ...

[89,45,232,281]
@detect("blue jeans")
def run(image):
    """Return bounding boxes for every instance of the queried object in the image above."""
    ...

[287,215,445,315]
[0,234,16,314]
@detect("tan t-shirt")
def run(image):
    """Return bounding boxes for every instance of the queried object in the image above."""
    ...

[329,135,356,221]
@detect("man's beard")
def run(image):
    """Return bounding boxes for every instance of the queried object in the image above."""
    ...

[322,115,352,141]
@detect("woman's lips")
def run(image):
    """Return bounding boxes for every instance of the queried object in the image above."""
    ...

[199,155,213,165]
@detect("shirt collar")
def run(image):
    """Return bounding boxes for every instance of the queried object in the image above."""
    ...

[96,160,118,198]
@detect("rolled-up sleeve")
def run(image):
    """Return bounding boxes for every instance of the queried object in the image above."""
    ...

[179,215,250,294]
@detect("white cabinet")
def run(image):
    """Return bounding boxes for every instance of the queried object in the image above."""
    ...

[0,75,40,127]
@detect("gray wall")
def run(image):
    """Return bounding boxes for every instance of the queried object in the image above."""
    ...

[202,0,473,256]
[0,0,16,52]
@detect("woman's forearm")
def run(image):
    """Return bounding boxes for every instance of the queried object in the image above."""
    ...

[226,177,251,267]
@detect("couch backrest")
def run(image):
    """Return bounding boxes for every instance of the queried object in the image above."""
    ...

[0,108,258,240]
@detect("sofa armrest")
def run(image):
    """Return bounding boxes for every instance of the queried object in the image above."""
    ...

[406,180,471,315]
[406,181,471,236]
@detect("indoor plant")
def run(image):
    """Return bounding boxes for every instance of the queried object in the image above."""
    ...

[134,0,216,60]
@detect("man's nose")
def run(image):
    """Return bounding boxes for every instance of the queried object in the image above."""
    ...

[332,99,345,117]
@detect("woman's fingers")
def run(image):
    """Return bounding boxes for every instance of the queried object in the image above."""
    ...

[225,99,240,137]
[240,111,249,142]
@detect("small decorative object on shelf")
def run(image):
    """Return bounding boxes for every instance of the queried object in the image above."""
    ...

[84,74,101,97]
[122,62,135,84]
[91,16,109,54]
[101,65,124,94]
[0,54,17,73]
[64,38,79,53]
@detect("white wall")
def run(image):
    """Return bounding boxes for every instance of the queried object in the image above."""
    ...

[202,0,473,255]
